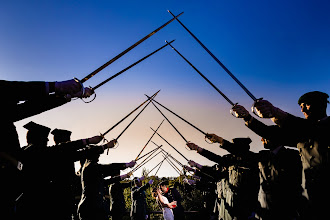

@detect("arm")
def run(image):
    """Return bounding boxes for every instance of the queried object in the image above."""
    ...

[157,189,176,208]
[186,142,223,164]
[100,163,126,178]
[13,94,69,122]
[232,104,297,147]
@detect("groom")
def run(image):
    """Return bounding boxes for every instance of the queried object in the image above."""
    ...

[159,181,185,220]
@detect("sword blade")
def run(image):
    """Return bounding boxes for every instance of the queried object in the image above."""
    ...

[115,90,160,140]
[135,119,165,161]
[147,95,188,143]
[92,40,175,90]
[80,12,183,83]
[150,127,189,162]
[102,90,160,137]
[149,97,207,136]
[165,40,235,106]
[168,10,257,101]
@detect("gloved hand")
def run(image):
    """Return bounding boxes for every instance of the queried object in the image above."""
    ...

[55,79,82,96]
[183,165,195,172]
[192,175,201,180]
[138,176,145,182]
[205,133,223,144]
[103,139,117,150]
[186,143,198,151]
[84,135,103,145]
[125,160,136,168]
[121,172,132,180]
[231,105,250,119]
[148,179,154,185]
[73,87,95,98]
[183,178,196,185]
[253,100,279,118]
[188,160,202,169]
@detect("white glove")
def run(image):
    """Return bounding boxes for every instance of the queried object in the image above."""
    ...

[55,79,81,96]
[183,165,195,172]
[183,178,196,185]
[71,86,95,99]
[138,176,145,182]
[125,160,136,168]
[253,100,277,118]
[188,160,202,169]
[84,135,103,145]
[103,139,117,150]
[186,143,198,151]
[231,104,250,119]
[205,133,223,144]
[148,179,154,185]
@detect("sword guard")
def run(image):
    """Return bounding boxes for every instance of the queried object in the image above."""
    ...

[204,135,214,144]
[230,103,250,118]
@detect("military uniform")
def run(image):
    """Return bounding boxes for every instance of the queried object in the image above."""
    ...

[78,161,127,220]
[198,139,259,220]
[256,146,302,220]
[109,180,132,220]
[130,182,151,220]
[0,80,68,219]
[19,139,89,219]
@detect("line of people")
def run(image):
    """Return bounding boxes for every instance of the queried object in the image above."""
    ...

[0,79,144,220]
[1,77,328,220]
[182,91,329,220]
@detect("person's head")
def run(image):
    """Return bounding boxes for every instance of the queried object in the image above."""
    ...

[159,181,169,193]
[51,128,72,145]
[261,138,279,150]
[24,121,51,146]
[298,91,329,120]
[134,177,142,187]
[152,187,158,198]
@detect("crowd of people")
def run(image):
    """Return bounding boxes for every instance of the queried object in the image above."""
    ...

[182,91,330,220]
[0,78,329,220]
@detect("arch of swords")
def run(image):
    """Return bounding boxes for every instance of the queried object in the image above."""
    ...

[73,10,262,177]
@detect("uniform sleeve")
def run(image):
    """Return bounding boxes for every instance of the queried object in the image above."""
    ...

[100,163,126,178]
[198,148,223,164]
[246,117,297,147]
[13,94,69,122]
[104,176,122,185]
[0,80,49,101]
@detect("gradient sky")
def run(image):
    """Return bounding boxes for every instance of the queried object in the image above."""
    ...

[1,0,330,177]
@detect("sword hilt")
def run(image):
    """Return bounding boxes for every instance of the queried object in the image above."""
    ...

[251,98,273,118]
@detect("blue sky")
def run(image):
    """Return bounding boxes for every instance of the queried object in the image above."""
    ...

[1,0,330,177]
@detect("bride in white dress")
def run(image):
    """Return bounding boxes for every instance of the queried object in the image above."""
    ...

[154,188,177,220]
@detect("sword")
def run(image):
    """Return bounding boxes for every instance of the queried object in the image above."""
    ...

[102,90,160,137]
[80,12,183,83]
[91,40,175,91]
[150,127,189,162]
[135,119,165,161]
[147,95,193,147]
[115,91,159,141]
[147,96,207,135]
[132,149,163,173]
[102,90,160,155]
[136,144,162,162]
[167,11,268,117]
[168,10,257,101]
[147,98,215,143]
[165,40,235,106]
[161,153,182,175]
[147,155,168,176]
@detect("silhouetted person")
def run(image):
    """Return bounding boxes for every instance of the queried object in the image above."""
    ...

[17,121,103,220]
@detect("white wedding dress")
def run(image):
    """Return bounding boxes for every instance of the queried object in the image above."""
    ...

[157,195,174,220]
